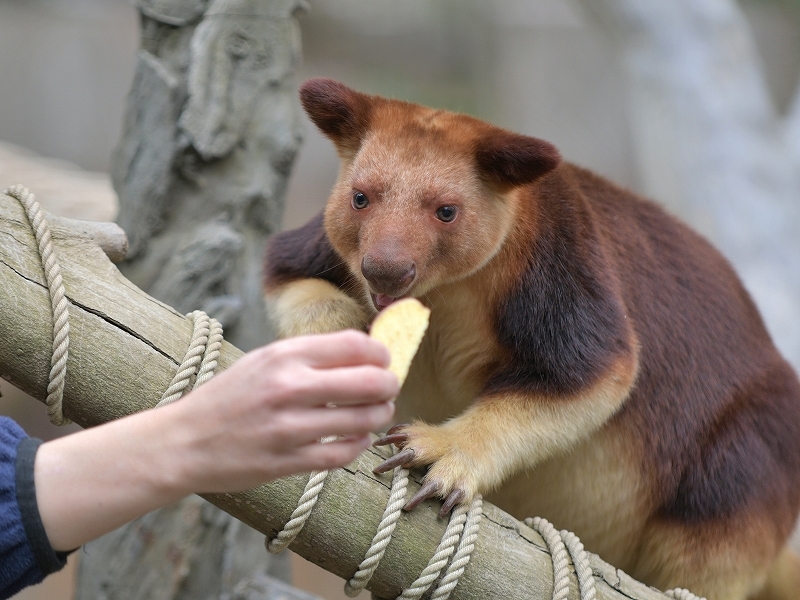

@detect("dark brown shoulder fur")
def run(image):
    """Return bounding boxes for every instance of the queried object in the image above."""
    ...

[485,170,633,397]
[264,212,355,293]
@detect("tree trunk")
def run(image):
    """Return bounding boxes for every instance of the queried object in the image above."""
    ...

[114,0,306,351]
[75,0,307,597]
[0,189,682,600]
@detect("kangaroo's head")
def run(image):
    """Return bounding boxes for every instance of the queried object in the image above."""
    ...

[300,78,561,311]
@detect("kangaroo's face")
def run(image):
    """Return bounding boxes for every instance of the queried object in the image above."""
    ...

[300,79,561,311]
[324,117,519,310]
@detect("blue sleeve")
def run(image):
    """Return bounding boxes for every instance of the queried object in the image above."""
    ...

[0,417,68,599]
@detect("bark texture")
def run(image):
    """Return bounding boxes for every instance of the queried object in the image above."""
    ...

[114,0,306,352]
[75,0,308,596]
[0,190,680,600]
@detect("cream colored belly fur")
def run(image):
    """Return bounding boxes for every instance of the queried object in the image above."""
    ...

[398,384,648,573]
[488,424,648,573]
[394,322,647,573]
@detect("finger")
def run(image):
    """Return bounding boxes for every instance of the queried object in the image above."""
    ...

[279,402,395,446]
[282,330,391,369]
[289,366,399,408]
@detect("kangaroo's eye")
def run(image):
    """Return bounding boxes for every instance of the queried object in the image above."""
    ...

[352,192,369,210]
[435,205,458,223]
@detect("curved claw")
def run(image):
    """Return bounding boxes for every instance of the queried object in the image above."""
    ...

[403,479,441,511]
[439,488,466,517]
[373,448,415,474]
[387,423,409,435]
[373,432,409,447]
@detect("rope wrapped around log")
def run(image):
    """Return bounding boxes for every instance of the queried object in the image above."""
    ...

[0,190,684,600]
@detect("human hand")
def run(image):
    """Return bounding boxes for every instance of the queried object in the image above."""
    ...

[34,330,398,551]
[170,329,400,493]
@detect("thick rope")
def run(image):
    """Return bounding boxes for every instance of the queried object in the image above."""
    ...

[526,517,573,600]
[266,435,337,554]
[265,468,330,552]
[269,435,484,600]
[6,185,227,421]
[156,310,223,407]
[344,461,410,596]
[429,495,482,600]
[5,184,71,426]
[7,187,226,418]
[396,501,469,600]
[193,314,223,388]
[526,517,598,600]
[559,529,595,600]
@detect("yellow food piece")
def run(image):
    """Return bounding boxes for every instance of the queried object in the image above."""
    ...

[369,298,430,386]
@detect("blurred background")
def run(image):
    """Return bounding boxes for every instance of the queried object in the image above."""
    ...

[1,0,799,598]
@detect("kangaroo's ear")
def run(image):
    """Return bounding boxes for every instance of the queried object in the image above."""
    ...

[475,131,561,188]
[299,78,373,158]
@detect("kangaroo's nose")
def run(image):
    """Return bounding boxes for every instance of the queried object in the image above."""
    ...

[361,255,416,296]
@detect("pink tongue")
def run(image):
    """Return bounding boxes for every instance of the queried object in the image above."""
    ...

[375,294,396,309]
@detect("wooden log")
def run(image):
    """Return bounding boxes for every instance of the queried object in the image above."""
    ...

[0,190,672,600]
[47,214,129,263]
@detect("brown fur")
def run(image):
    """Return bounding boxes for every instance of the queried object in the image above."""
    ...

[264,79,800,599]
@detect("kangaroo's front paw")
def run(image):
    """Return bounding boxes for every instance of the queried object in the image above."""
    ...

[374,422,479,516]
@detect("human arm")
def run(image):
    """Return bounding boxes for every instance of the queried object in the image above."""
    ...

[33,329,398,552]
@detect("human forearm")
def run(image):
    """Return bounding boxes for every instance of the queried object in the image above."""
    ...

[34,404,192,551]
